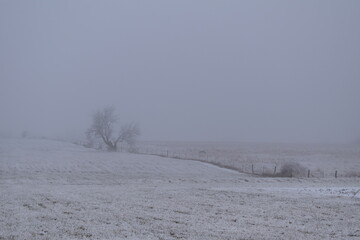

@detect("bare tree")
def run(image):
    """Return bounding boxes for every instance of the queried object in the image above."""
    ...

[86,106,140,151]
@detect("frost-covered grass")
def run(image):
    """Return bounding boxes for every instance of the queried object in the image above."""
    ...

[1,138,360,239]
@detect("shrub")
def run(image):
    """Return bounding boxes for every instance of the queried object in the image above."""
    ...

[278,162,307,177]
[261,162,307,177]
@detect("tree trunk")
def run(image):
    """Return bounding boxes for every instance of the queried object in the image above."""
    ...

[106,141,117,151]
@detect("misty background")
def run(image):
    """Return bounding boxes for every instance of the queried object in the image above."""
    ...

[0,1,359,143]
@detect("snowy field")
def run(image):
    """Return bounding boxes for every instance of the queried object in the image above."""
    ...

[1,138,360,240]
[137,141,360,178]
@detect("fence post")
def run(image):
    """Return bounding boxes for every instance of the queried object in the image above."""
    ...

[335,170,338,178]
[252,164,254,174]
[274,166,276,174]
[308,169,310,178]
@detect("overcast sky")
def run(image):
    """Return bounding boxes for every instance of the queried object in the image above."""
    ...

[0,0,359,143]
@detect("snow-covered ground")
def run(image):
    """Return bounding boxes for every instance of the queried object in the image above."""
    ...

[1,138,359,239]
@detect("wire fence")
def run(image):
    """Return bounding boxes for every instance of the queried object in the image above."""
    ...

[131,145,350,179]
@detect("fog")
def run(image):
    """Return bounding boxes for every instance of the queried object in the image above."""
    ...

[1,1,359,143]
